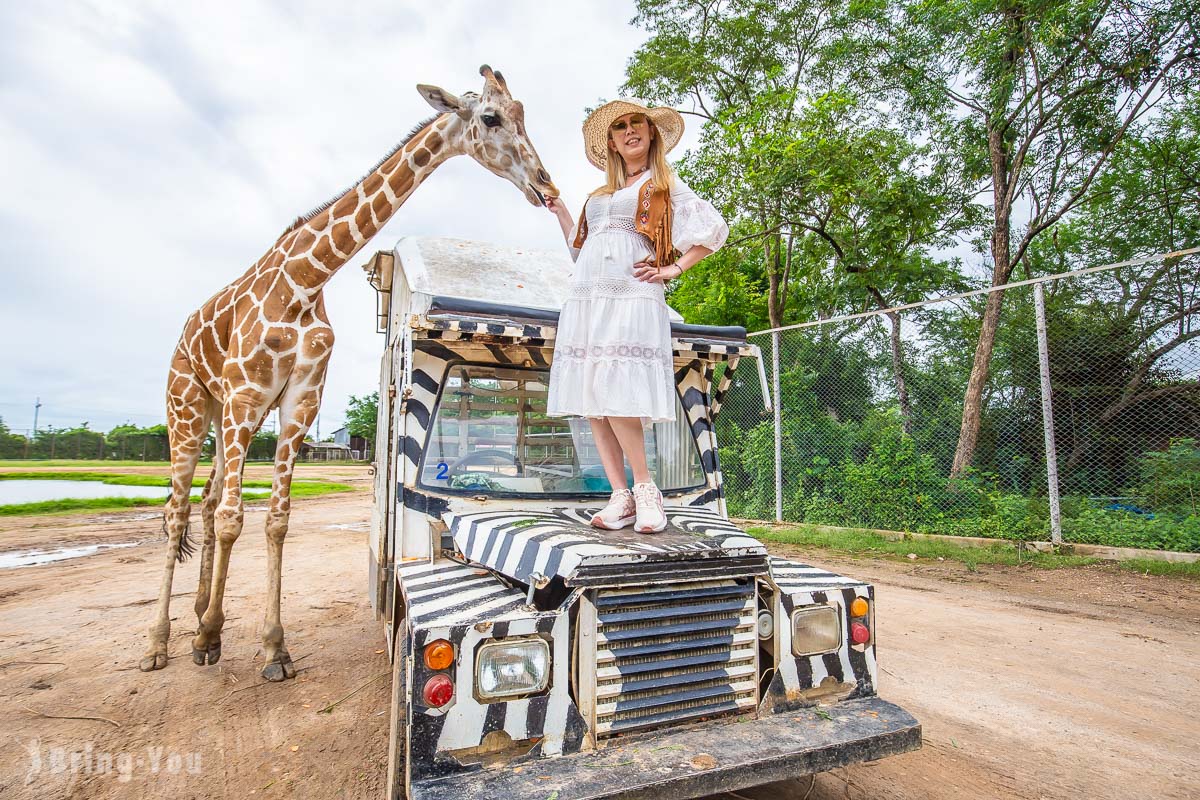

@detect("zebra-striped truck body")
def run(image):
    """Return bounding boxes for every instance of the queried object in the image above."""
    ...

[363,238,920,799]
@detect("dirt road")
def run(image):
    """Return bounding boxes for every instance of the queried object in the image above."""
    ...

[1,466,1197,799]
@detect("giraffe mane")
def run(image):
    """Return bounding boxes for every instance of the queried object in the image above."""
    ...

[280,114,444,237]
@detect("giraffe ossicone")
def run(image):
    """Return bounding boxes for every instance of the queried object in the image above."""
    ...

[140,65,558,680]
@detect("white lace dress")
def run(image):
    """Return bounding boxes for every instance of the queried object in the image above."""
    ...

[547,173,729,422]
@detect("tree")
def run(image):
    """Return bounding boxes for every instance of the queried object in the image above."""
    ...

[1034,93,1200,477]
[875,0,1200,474]
[0,417,29,459]
[625,0,862,328]
[770,92,979,430]
[345,392,379,442]
[105,423,170,461]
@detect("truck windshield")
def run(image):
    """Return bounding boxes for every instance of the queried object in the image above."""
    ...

[419,364,706,496]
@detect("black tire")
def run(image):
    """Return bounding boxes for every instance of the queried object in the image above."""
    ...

[385,628,410,799]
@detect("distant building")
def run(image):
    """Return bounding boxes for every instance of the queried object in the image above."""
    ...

[299,440,353,461]
[328,426,371,460]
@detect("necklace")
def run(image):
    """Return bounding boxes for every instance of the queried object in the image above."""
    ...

[627,164,649,177]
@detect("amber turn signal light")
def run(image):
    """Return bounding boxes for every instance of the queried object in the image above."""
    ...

[424,639,455,671]
[850,597,869,617]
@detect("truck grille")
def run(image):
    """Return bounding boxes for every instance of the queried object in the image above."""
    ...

[593,579,758,736]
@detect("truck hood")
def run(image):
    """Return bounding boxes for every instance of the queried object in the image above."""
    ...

[443,505,769,587]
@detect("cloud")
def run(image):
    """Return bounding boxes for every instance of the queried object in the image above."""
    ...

[0,0,700,436]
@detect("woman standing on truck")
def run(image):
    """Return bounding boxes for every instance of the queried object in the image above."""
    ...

[544,99,728,533]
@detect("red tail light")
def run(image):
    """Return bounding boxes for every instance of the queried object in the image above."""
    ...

[422,674,453,707]
[850,622,871,645]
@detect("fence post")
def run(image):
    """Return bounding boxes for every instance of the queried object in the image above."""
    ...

[1034,282,1063,547]
[771,330,783,523]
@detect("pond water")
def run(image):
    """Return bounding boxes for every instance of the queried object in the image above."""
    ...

[0,542,139,569]
[0,479,178,504]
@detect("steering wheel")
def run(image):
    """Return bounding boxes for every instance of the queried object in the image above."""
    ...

[447,449,521,476]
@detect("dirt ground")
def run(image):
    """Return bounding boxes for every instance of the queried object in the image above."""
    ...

[1,464,1197,799]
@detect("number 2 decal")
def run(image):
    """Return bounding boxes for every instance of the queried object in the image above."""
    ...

[436,462,448,480]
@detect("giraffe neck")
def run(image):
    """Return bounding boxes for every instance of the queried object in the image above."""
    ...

[279,114,464,293]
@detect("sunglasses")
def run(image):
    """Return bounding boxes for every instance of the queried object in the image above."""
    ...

[610,113,649,132]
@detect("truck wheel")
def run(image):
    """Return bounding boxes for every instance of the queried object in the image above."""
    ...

[385,631,409,799]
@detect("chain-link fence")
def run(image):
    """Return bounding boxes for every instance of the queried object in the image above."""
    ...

[717,250,1200,553]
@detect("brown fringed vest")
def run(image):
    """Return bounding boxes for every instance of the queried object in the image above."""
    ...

[571,179,680,268]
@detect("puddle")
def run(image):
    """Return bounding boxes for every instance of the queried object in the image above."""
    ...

[326,522,370,531]
[0,542,140,569]
[93,512,163,523]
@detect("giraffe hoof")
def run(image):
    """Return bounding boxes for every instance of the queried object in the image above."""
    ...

[261,651,296,682]
[139,652,168,671]
[191,641,221,666]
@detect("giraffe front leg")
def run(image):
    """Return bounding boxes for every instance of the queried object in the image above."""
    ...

[260,382,324,682]
[192,396,263,667]
[260,504,296,682]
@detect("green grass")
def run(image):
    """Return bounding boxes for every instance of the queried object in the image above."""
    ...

[747,524,1100,571]
[0,480,356,517]
[1117,558,1200,579]
[749,524,1200,579]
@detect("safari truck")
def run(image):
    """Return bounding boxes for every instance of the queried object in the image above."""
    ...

[361,237,920,799]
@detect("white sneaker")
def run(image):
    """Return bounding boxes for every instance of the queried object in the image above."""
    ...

[632,482,667,533]
[591,488,635,530]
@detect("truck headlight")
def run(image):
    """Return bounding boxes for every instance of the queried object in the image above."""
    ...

[791,605,841,656]
[475,638,550,700]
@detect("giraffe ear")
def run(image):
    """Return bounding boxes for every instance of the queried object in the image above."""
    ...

[417,84,467,117]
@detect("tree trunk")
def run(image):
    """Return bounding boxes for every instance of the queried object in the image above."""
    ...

[951,116,1015,476]
[867,285,914,434]
[886,311,914,434]
[765,232,784,328]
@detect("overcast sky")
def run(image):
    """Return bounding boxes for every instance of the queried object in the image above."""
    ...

[0,0,704,436]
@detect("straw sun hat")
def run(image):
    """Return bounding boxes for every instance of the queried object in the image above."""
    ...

[582,99,684,170]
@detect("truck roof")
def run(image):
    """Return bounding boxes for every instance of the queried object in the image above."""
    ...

[361,236,750,356]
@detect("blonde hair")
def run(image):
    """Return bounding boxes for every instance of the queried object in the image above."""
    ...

[590,117,675,197]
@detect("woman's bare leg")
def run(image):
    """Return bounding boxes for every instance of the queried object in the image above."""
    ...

[606,417,653,485]
[587,417,630,491]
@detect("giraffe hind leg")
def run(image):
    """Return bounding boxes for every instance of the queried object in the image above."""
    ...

[165,515,196,562]
[141,365,211,672]
[193,409,224,663]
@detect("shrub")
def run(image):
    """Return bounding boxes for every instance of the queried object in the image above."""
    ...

[1138,438,1200,515]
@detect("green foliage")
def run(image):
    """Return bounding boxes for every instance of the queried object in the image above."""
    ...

[1138,439,1200,515]
[1061,506,1200,553]
[0,418,29,459]
[345,392,379,442]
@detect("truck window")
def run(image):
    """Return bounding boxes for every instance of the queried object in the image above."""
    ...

[418,364,705,496]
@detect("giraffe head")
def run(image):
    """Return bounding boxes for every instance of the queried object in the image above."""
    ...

[417,65,558,207]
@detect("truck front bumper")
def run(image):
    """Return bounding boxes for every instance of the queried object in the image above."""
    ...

[411,697,921,800]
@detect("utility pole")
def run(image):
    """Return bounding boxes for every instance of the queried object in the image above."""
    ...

[32,397,41,435]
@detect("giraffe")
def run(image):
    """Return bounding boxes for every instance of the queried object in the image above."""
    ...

[140,65,558,681]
